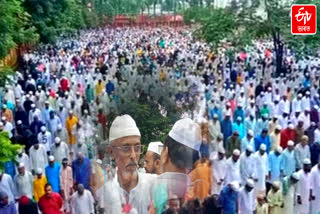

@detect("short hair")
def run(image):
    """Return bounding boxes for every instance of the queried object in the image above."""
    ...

[164,136,199,169]
[44,183,52,190]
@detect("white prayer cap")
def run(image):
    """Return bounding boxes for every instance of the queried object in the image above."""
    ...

[65,92,69,96]
[28,91,33,95]
[288,140,294,146]
[238,102,243,107]
[36,168,42,174]
[40,126,46,132]
[55,137,61,143]
[272,181,280,188]
[48,155,55,162]
[59,103,64,107]
[298,93,303,98]
[250,100,255,104]
[246,179,255,188]
[18,163,25,168]
[268,87,272,91]
[168,118,201,151]
[213,114,218,119]
[260,144,267,151]
[237,116,242,121]
[225,112,231,117]
[275,125,282,130]
[276,146,283,153]
[69,110,73,114]
[292,172,300,180]
[314,105,319,110]
[37,85,42,89]
[57,124,62,130]
[233,149,240,156]
[31,103,36,108]
[17,120,22,125]
[96,159,102,165]
[248,130,254,136]
[218,146,226,154]
[45,100,49,104]
[288,123,294,129]
[76,92,80,95]
[306,91,311,95]
[0,122,3,127]
[1,116,6,121]
[26,94,30,98]
[226,102,231,107]
[147,141,163,155]
[230,181,240,192]
[246,145,254,152]
[109,114,141,142]
[303,158,311,165]
[2,104,6,109]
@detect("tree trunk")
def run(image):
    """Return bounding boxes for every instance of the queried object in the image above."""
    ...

[153,0,156,16]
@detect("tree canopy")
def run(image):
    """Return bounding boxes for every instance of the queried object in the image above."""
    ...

[0,132,23,170]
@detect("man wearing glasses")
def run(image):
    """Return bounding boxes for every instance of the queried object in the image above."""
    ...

[98,114,155,214]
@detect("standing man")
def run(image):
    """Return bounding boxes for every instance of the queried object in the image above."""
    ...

[72,152,91,190]
[210,147,227,195]
[29,141,48,174]
[60,158,73,214]
[0,170,16,204]
[45,156,61,193]
[295,135,311,171]
[66,110,78,152]
[267,181,283,214]
[295,159,312,214]
[238,179,255,214]
[268,146,283,183]
[33,168,47,202]
[240,146,256,185]
[71,184,94,214]
[100,115,155,214]
[37,126,52,154]
[224,149,241,185]
[254,144,268,196]
[310,162,320,214]
[0,192,17,214]
[14,163,33,199]
[281,140,296,177]
[52,137,69,164]
[219,182,240,214]
[144,141,163,175]
[282,173,300,214]
[38,184,63,214]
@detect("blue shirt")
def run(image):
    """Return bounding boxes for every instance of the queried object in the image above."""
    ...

[0,201,16,214]
[72,158,92,190]
[219,185,238,214]
[232,122,245,140]
[268,152,283,182]
[234,108,245,122]
[281,149,296,176]
[4,161,16,179]
[210,108,222,122]
[221,119,233,144]
[45,162,61,193]
[254,135,271,153]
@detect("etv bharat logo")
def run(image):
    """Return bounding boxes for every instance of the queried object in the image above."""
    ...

[291,5,317,35]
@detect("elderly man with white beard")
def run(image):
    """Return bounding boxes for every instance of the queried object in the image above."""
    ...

[98,115,155,214]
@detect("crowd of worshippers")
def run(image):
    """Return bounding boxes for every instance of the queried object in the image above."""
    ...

[0,26,319,214]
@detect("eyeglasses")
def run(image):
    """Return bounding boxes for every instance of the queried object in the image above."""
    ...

[112,145,144,155]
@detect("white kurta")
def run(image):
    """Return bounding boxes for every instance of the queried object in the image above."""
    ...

[310,165,320,214]
[210,154,227,194]
[240,153,256,185]
[283,179,297,214]
[98,172,155,214]
[16,153,30,172]
[238,187,255,214]
[295,170,312,214]
[0,173,16,202]
[253,151,268,192]
[71,190,95,214]
[224,157,241,185]
[14,171,33,198]
[29,144,48,172]
[53,142,70,164]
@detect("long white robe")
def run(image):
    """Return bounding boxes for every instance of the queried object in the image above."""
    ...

[29,144,48,173]
[210,154,226,194]
[53,142,70,164]
[295,170,312,214]
[224,157,241,185]
[310,165,320,214]
[14,171,33,198]
[238,187,255,214]
[0,173,16,203]
[71,190,95,214]
[240,153,256,185]
[253,151,268,192]
[16,153,30,172]
[283,178,297,214]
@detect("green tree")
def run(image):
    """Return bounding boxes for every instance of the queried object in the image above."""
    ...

[0,0,38,59]
[0,132,23,170]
